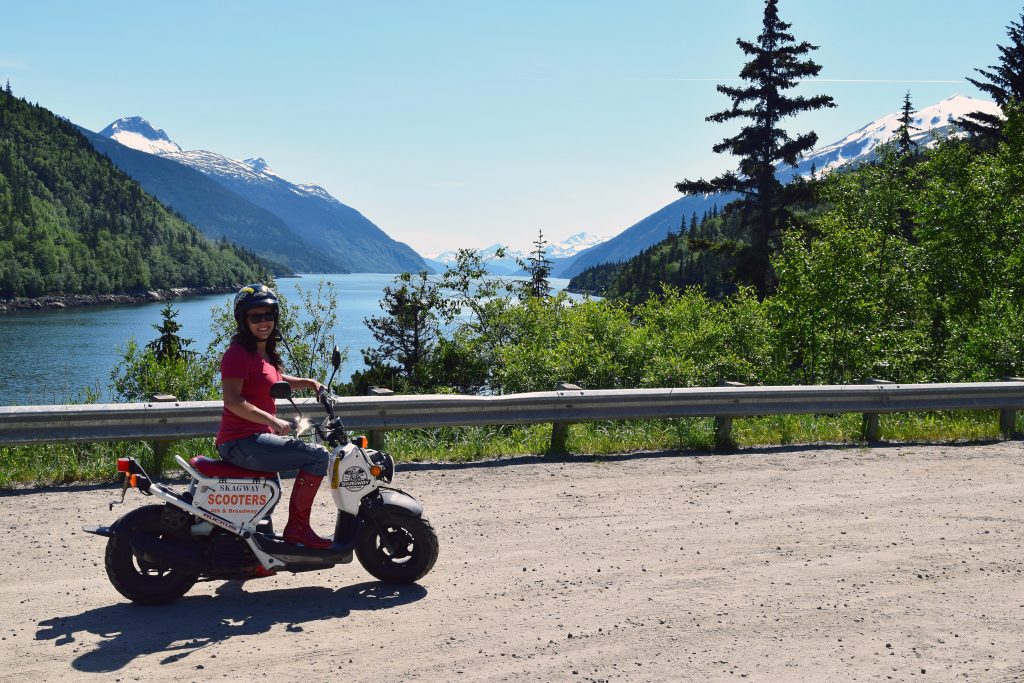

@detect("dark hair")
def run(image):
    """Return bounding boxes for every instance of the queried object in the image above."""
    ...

[230,323,284,369]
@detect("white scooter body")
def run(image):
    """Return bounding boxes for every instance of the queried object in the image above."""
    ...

[329,441,384,515]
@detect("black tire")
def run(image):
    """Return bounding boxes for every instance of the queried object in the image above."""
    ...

[356,512,438,584]
[104,505,199,605]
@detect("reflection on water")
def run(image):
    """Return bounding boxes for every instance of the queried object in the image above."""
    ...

[0,274,580,405]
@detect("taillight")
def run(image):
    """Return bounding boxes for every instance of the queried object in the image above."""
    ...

[117,458,131,473]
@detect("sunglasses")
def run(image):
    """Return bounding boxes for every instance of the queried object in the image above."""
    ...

[246,312,278,324]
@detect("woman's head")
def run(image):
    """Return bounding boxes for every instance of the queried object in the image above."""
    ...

[233,283,279,324]
[231,284,283,366]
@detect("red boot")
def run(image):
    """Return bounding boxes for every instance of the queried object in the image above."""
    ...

[283,472,333,549]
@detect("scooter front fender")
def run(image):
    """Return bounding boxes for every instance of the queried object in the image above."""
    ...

[363,489,424,519]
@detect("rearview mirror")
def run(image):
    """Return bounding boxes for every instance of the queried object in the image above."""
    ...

[331,346,341,370]
[269,381,293,400]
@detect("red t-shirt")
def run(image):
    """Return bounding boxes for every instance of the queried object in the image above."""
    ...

[215,343,283,444]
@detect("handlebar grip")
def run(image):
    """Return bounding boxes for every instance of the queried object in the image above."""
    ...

[318,387,338,420]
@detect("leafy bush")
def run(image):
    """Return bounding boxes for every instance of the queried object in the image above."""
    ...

[110,279,341,403]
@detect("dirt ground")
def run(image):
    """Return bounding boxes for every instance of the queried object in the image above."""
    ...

[1,441,1022,682]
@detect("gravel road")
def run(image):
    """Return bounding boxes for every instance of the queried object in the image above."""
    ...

[1,441,1022,682]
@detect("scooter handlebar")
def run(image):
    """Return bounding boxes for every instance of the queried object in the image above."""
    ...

[317,386,339,420]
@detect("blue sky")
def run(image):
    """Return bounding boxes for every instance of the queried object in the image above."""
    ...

[3,1,1021,256]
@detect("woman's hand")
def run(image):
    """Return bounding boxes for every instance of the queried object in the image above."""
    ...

[271,417,292,436]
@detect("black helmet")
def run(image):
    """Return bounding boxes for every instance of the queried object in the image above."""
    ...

[233,283,279,323]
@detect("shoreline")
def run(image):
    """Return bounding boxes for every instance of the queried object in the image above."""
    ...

[0,286,235,313]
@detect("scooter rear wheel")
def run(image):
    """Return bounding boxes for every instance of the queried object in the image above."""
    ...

[356,512,438,584]
[105,505,199,604]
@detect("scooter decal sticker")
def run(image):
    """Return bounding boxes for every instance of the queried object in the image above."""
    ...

[341,466,370,491]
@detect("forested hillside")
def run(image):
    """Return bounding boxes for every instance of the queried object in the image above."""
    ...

[568,203,763,303]
[0,86,269,298]
[568,182,820,304]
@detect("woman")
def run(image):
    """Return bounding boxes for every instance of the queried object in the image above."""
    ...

[214,283,333,549]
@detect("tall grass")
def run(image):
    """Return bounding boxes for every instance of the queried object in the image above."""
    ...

[381,410,1009,460]
[0,438,216,489]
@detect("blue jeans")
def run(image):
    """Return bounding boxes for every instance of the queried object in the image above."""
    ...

[217,433,329,477]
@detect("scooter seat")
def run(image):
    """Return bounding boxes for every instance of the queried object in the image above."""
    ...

[189,456,277,480]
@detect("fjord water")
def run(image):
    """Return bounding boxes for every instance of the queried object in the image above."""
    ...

[0,274,576,405]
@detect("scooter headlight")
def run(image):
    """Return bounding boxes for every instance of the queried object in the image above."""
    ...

[369,451,394,483]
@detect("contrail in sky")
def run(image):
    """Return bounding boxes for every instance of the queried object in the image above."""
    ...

[667,78,962,83]
[817,79,963,83]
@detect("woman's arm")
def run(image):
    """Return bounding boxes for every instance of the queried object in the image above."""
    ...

[281,374,324,394]
[223,376,292,435]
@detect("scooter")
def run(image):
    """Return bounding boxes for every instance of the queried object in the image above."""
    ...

[84,349,438,604]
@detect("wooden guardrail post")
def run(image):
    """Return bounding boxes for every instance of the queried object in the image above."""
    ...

[367,386,394,450]
[714,381,746,451]
[149,393,178,478]
[861,379,894,442]
[999,376,1024,438]
[549,383,582,455]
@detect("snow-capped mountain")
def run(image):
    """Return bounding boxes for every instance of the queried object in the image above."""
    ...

[431,232,607,264]
[97,117,428,274]
[429,232,608,276]
[781,94,1000,180]
[81,126,338,273]
[547,232,608,259]
[558,95,999,278]
[243,157,279,177]
[99,116,182,155]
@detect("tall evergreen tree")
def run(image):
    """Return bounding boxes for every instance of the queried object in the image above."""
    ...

[894,91,919,159]
[520,229,553,298]
[147,303,194,361]
[362,271,444,390]
[675,0,834,297]
[958,10,1024,142]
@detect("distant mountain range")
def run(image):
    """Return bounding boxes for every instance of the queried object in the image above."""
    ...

[81,96,999,281]
[555,94,1001,278]
[425,232,608,276]
[87,117,429,274]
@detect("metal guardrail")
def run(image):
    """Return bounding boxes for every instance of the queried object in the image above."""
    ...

[3,381,1024,448]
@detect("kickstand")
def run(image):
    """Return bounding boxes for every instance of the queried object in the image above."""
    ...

[109,476,130,511]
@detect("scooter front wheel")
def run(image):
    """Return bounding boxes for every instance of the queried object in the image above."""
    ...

[105,505,199,604]
[356,512,438,584]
